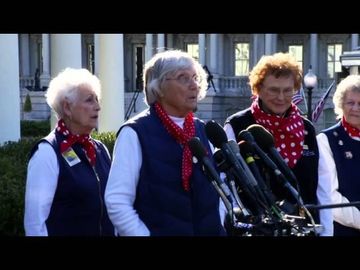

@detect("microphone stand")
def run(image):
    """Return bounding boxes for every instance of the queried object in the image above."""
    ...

[305,201,360,210]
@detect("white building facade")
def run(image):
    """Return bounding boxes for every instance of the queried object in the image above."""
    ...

[1,33,358,144]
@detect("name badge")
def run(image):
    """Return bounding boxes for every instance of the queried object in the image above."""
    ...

[62,147,81,167]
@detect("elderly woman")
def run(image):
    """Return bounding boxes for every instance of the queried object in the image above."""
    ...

[105,50,226,236]
[223,52,332,235]
[317,74,360,236]
[24,68,114,236]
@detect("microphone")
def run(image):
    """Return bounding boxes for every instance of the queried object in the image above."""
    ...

[188,137,246,221]
[238,140,277,206]
[246,124,298,188]
[213,149,252,218]
[238,129,304,207]
[205,120,265,215]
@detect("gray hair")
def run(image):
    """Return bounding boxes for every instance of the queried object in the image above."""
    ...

[333,74,360,119]
[143,50,208,105]
[45,68,101,119]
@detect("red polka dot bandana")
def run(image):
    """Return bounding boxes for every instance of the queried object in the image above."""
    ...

[154,102,195,191]
[342,116,360,139]
[56,119,96,166]
[251,97,304,168]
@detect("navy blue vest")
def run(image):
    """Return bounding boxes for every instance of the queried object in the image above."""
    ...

[323,122,360,236]
[121,106,226,236]
[29,130,115,236]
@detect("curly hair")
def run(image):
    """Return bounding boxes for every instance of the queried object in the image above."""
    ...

[333,75,360,119]
[249,52,303,95]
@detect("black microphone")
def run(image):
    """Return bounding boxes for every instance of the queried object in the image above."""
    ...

[238,140,277,207]
[187,136,249,223]
[205,120,265,215]
[238,129,304,207]
[246,124,299,188]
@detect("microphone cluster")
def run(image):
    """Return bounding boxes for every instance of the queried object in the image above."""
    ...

[188,120,320,236]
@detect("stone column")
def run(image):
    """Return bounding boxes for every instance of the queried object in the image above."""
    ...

[0,34,20,144]
[97,34,125,133]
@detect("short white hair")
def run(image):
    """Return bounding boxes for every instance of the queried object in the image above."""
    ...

[45,68,101,119]
[143,50,208,105]
[333,75,360,119]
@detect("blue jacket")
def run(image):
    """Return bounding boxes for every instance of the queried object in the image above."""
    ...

[122,106,226,236]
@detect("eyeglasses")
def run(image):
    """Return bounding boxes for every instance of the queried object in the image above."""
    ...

[166,74,202,86]
[264,88,295,98]
[344,101,360,109]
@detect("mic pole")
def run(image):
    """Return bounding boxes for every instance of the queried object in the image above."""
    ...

[305,201,360,210]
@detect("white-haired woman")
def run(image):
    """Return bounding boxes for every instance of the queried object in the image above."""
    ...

[105,50,226,236]
[24,68,114,236]
[317,74,360,236]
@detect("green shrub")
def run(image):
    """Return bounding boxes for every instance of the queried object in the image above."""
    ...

[21,120,50,138]
[23,93,32,112]
[0,137,41,236]
[91,131,116,156]
[0,131,116,236]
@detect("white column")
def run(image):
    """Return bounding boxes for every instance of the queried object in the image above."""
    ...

[94,34,100,76]
[272,34,277,53]
[209,34,217,72]
[351,34,359,50]
[41,34,51,87]
[19,34,30,76]
[145,34,153,62]
[50,34,82,128]
[98,34,125,133]
[199,34,206,66]
[167,34,173,49]
[310,34,318,74]
[157,34,165,52]
[0,34,20,144]
[252,34,259,67]
[265,34,273,55]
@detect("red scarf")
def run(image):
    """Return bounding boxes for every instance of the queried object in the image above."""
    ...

[56,119,96,166]
[251,97,304,168]
[154,102,195,191]
[342,117,360,139]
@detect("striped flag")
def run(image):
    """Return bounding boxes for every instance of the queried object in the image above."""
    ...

[292,87,304,105]
[311,80,336,123]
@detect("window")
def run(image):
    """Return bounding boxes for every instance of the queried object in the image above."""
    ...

[288,45,303,70]
[327,44,342,79]
[235,43,249,76]
[186,44,199,61]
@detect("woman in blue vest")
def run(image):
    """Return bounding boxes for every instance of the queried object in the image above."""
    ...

[223,53,332,236]
[105,50,226,236]
[317,75,360,236]
[24,68,114,236]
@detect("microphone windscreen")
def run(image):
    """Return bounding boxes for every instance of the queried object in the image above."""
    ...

[188,137,207,160]
[246,124,275,149]
[238,140,254,156]
[205,120,228,148]
[238,129,253,143]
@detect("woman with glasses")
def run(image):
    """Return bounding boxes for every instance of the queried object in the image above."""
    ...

[317,75,360,236]
[105,50,226,236]
[223,52,332,236]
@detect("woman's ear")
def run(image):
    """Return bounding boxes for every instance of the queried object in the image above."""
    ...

[62,99,72,118]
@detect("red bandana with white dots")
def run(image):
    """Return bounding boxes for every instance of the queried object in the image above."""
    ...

[154,102,195,191]
[251,97,304,168]
[56,119,96,166]
[342,117,360,139]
